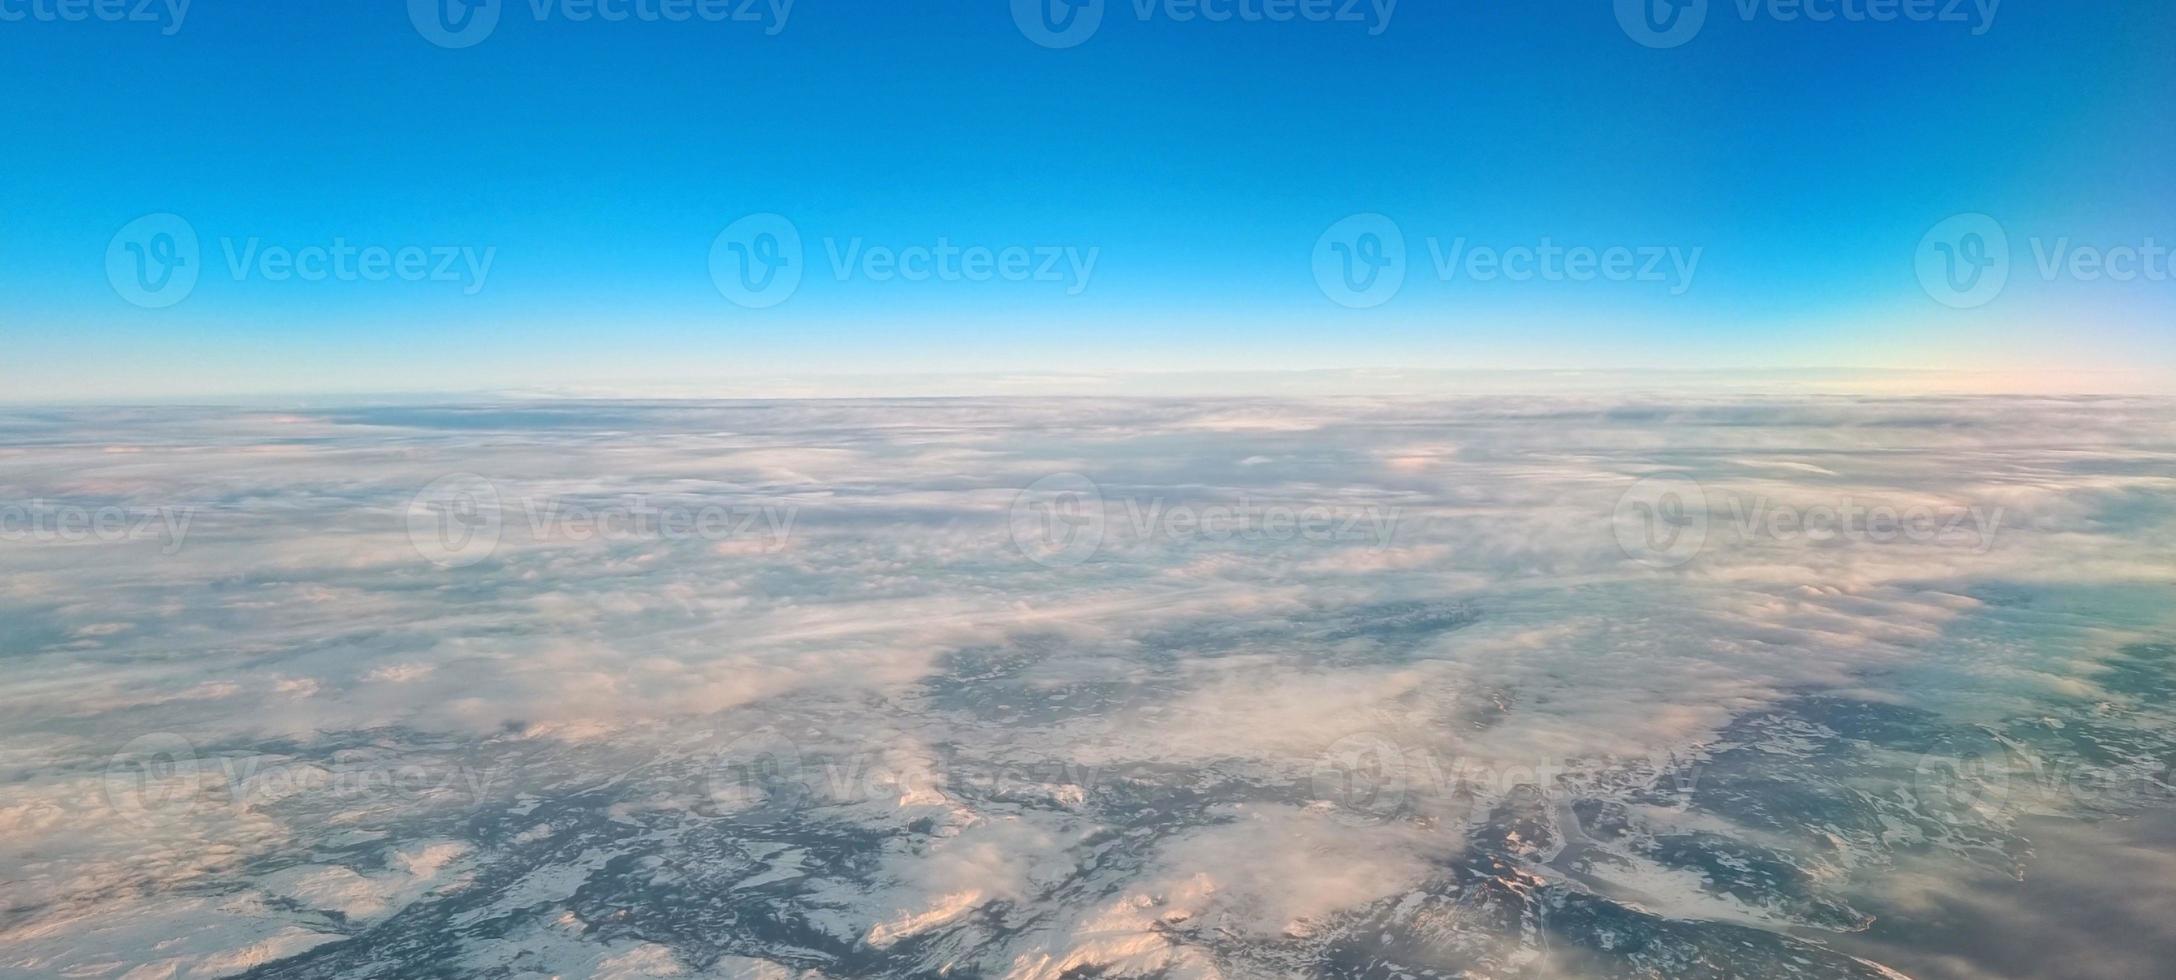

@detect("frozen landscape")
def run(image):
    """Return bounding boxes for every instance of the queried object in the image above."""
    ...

[4,395,2174,978]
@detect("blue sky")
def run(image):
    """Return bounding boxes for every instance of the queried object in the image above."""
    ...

[3,1,2172,398]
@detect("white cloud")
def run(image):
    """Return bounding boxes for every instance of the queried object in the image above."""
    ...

[4,394,2174,977]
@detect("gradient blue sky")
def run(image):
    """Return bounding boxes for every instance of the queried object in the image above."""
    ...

[3,1,2172,398]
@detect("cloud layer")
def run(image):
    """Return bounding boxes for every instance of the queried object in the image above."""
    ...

[2,395,2173,978]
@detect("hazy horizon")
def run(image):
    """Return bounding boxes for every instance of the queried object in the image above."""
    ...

[9,366,2176,406]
